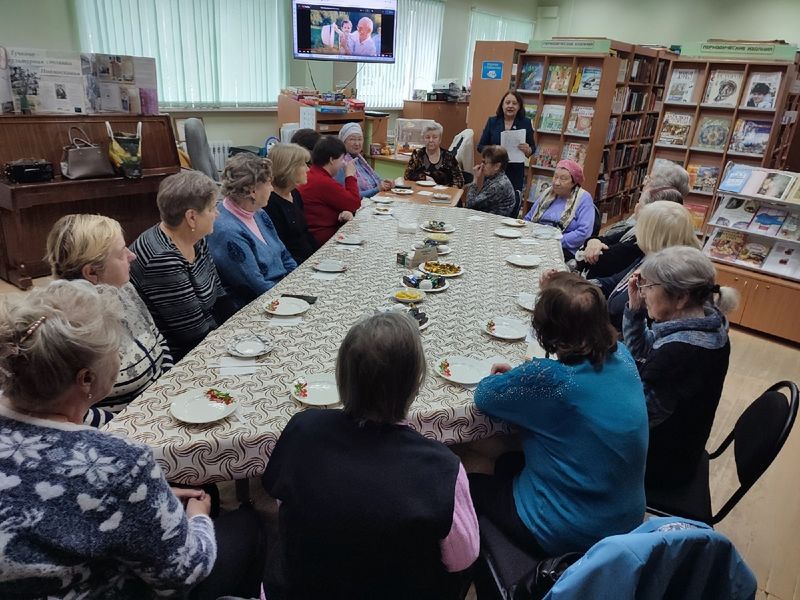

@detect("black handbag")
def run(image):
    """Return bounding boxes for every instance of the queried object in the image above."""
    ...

[60,126,115,179]
[512,552,584,599]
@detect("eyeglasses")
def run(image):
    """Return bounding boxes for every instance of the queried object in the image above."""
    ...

[636,281,662,292]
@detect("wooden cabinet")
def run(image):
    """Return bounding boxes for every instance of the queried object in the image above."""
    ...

[402,100,468,149]
[277,93,363,137]
[715,263,800,343]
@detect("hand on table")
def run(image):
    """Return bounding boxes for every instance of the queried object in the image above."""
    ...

[539,268,559,289]
[584,239,608,264]
[626,270,645,312]
[344,161,357,178]
[380,179,393,191]
[490,363,513,375]
[338,210,354,223]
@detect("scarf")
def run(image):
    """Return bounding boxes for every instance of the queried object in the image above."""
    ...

[530,184,587,231]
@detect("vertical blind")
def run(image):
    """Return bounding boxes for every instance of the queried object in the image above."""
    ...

[74,0,286,107]
[356,0,445,109]
[463,10,535,88]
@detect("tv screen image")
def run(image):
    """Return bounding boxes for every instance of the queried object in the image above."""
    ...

[293,0,397,63]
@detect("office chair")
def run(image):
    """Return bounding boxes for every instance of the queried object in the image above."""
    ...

[184,117,220,181]
[647,380,798,525]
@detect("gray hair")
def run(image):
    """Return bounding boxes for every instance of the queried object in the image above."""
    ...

[0,280,124,411]
[357,17,374,32]
[221,153,272,202]
[641,163,690,205]
[640,246,739,314]
[157,171,219,228]
[421,122,444,138]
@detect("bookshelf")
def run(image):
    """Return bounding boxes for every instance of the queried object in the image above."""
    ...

[773,52,800,170]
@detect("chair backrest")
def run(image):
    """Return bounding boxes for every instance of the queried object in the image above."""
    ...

[449,128,474,171]
[184,117,220,182]
[591,204,602,238]
[512,189,522,218]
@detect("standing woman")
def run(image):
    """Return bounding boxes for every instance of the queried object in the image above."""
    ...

[266,143,320,264]
[335,122,393,198]
[404,122,465,188]
[207,153,297,310]
[477,91,535,192]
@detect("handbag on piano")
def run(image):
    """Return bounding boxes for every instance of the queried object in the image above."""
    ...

[60,126,115,179]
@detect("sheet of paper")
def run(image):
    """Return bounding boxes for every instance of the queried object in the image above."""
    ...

[500,129,526,163]
[417,190,433,196]
[333,245,361,252]
[215,356,259,376]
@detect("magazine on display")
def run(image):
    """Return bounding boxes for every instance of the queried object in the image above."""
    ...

[684,203,709,231]
[777,214,800,241]
[736,238,773,268]
[741,72,782,110]
[539,104,565,132]
[82,53,158,115]
[728,118,772,156]
[747,206,788,236]
[8,47,86,114]
[529,174,553,202]
[524,103,538,123]
[687,164,720,193]
[545,64,572,94]
[519,62,544,92]
[692,116,732,151]
[573,66,601,96]
[565,105,594,135]
[665,68,698,103]
[708,196,758,230]
[657,112,693,146]
[705,228,746,262]
[561,142,587,167]
[763,243,800,278]
[702,69,744,107]
[533,144,560,168]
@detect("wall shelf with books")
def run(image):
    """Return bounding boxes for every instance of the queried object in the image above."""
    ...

[769,53,800,171]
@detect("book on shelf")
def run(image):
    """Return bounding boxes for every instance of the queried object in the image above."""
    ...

[519,61,544,92]
[708,196,759,229]
[616,59,629,83]
[728,118,772,155]
[718,164,754,193]
[565,106,594,134]
[611,87,627,113]
[524,103,538,123]
[539,104,565,132]
[687,164,720,193]
[705,229,747,262]
[561,142,587,167]
[692,116,732,151]
[737,239,773,268]
[685,202,710,231]
[545,64,573,94]
[762,243,800,279]
[529,174,553,202]
[702,69,745,107]
[533,144,560,168]
[747,206,788,236]
[753,172,795,201]
[741,71,782,110]
[573,66,601,97]
[777,214,800,241]
[657,111,693,146]
[605,119,618,143]
[665,68,697,103]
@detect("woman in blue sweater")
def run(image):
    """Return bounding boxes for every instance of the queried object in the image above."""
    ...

[208,154,297,309]
[471,272,648,556]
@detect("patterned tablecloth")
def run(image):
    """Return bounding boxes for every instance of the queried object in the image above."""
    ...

[104,204,565,484]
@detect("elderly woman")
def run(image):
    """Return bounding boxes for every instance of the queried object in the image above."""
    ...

[130,171,236,362]
[298,135,361,245]
[45,214,172,426]
[580,163,690,278]
[477,91,535,192]
[404,122,465,188]
[624,246,738,489]
[471,272,648,556]
[263,312,478,598]
[465,145,517,216]
[335,122,392,198]
[207,153,297,309]
[592,201,701,332]
[266,143,320,264]
[523,159,595,259]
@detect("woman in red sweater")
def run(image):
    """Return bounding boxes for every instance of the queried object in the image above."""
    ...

[298,136,361,245]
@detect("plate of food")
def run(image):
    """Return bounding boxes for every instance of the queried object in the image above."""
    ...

[373,196,394,204]
[313,259,347,273]
[336,233,363,245]
[419,261,464,278]
[411,243,451,256]
[432,193,450,201]
[416,180,437,187]
[391,188,414,195]
[227,334,273,358]
[265,297,311,316]
[484,316,528,341]
[505,254,542,268]
[393,288,426,304]
[435,356,491,386]
[401,273,449,293]
[421,220,456,234]
[516,292,537,312]
[501,217,528,228]
[374,206,394,215]
[290,374,339,406]
[426,232,449,243]
[494,227,523,239]
[407,306,431,331]
[170,388,239,424]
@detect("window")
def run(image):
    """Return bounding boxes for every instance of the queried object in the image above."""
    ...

[74,0,287,108]
[463,10,535,88]
[356,0,444,109]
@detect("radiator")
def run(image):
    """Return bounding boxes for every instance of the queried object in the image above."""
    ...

[208,140,233,172]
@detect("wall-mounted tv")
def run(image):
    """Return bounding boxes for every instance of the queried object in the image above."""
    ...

[292,0,397,64]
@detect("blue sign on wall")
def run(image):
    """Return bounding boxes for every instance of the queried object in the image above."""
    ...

[481,61,504,80]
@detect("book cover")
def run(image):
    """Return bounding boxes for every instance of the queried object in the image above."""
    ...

[666,68,698,103]
[657,112,693,146]
[565,105,594,134]
[529,175,553,202]
[617,59,629,83]
[524,103,538,123]
[728,118,772,155]
[519,61,544,92]
[747,206,788,236]
[545,64,572,94]
[741,71,782,110]
[736,239,773,268]
[570,67,582,95]
[692,116,732,150]
[684,202,709,231]
[539,104,565,132]
[718,164,753,193]
[687,165,720,193]
[777,214,800,242]
[740,170,769,197]
[574,66,601,96]
[8,47,87,114]
[705,228,746,262]
[709,197,759,229]
[762,243,800,278]
[533,144,560,168]
[561,142,587,167]
[702,69,745,106]
[753,172,795,202]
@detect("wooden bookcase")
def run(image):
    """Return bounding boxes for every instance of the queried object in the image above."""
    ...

[649,57,797,230]
[773,52,800,171]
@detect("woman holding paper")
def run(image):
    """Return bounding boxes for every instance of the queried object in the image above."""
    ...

[477,91,535,192]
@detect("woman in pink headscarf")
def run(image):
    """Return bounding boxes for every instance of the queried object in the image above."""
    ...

[524,159,596,259]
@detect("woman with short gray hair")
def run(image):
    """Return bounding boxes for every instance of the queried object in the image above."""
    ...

[623,245,738,490]
[404,121,464,188]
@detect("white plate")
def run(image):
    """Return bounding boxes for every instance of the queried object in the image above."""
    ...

[420,222,456,234]
[485,316,528,341]
[314,259,347,273]
[495,227,523,239]
[501,218,528,228]
[416,180,436,187]
[432,193,450,200]
[516,292,537,312]
[265,297,311,316]
[532,227,563,240]
[435,355,491,386]
[401,276,449,293]
[391,188,414,195]
[374,207,394,215]
[419,262,464,278]
[505,254,542,268]
[335,234,363,245]
[410,245,451,257]
[393,288,426,304]
[373,196,395,204]
[227,334,273,358]
[290,374,339,406]
[170,389,238,424]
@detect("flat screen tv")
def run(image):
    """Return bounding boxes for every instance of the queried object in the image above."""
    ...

[292,0,397,63]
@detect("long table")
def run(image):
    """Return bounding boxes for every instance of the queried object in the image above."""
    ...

[104,204,565,484]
